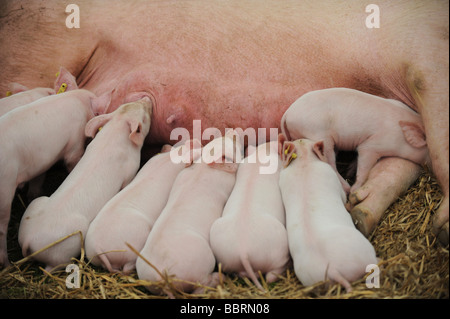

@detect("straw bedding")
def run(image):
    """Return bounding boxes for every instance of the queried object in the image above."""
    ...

[0,163,448,299]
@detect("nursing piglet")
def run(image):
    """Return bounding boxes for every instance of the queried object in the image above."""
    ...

[136,131,242,294]
[0,66,80,117]
[18,98,152,270]
[0,86,95,267]
[85,139,201,274]
[281,88,428,192]
[210,141,289,290]
[0,83,54,117]
[278,137,378,292]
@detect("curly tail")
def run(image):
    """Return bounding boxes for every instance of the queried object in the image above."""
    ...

[327,266,353,292]
[240,252,264,291]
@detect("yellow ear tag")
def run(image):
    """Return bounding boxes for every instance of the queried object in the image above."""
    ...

[6,91,12,97]
[98,126,103,132]
[57,83,67,94]
[284,145,291,155]
[55,71,60,78]
[287,152,297,166]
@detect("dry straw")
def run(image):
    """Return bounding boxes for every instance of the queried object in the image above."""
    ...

[1,168,448,299]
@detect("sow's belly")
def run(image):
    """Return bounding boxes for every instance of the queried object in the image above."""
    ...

[76,2,390,146]
[145,80,311,146]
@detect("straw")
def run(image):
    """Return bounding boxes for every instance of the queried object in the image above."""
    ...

[1,168,448,299]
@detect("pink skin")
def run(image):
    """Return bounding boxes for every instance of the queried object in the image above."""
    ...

[0,66,77,117]
[0,1,447,243]
[136,131,241,294]
[210,141,290,290]
[0,85,55,117]
[0,89,95,267]
[281,88,428,194]
[1,67,85,202]
[0,65,81,118]
[85,140,199,275]
[278,137,378,292]
[18,98,152,271]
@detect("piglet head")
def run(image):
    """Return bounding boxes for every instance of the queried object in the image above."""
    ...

[279,132,296,167]
[281,140,298,168]
[124,98,152,146]
[280,137,327,168]
[203,130,243,173]
[85,97,152,147]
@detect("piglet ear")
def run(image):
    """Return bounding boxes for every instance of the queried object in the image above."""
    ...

[281,140,297,167]
[85,114,112,138]
[278,133,287,156]
[8,82,29,94]
[128,119,145,146]
[313,141,327,162]
[54,67,78,93]
[399,120,427,148]
[91,92,112,116]
[160,144,173,153]
[208,161,239,174]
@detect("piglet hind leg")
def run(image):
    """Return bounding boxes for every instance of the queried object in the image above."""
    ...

[350,148,381,193]
[348,157,421,237]
[191,272,221,294]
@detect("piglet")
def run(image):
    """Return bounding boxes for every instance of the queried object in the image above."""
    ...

[0,66,81,118]
[85,139,200,274]
[0,83,55,117]
[210,141,289,290]
[1,68,84,202]
[18,98,152,271]
[278,136,378,292]
[281,88,429,192]
[0,82,95,268]
[136,130,242,294]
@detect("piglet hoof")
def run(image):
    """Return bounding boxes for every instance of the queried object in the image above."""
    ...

[350,206,376,237]
[192,272,220,294]
[347,186,370,211]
